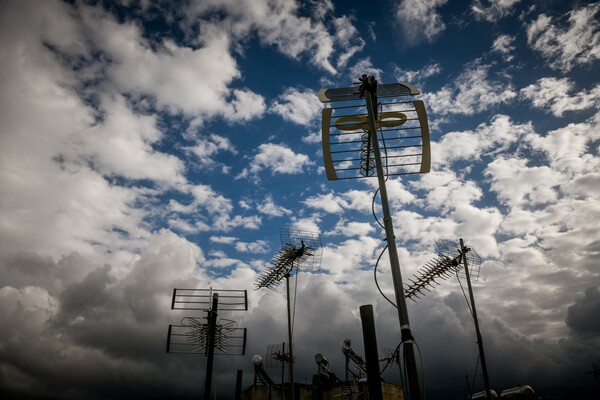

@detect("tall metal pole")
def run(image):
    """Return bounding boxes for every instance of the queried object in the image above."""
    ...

[460,238,492,399]
[285,273,294,400]
[360,305,384,400]
[204,293,219,400]
[361,75,422,400]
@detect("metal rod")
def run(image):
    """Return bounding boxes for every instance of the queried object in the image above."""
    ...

[363,76,421,400]
[235,369,243,400]
[460,238,492,399]
[204,293,219,400]
[359,305,384,400]
[285,273,295,400]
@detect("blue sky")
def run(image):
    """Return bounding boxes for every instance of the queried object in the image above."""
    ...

[1,0,599,398]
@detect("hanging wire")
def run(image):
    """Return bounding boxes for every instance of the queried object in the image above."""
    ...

[373,244,398,309]
[291,265,299,337]
[470,354,481,397]
[456,269,474,318]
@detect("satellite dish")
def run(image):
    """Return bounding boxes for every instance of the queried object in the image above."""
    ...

[342,338,352,351]
[315,353,328,367]
[252,354,263,366]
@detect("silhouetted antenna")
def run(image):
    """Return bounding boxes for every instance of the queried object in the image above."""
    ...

[167,316,246,355]
[266,342,293,368]
[166,288,247,399]
[255,229,322,400]
[586,363,600,380]
[319,82,430,180]
[404,253,462,301]
[434,239,481,281]
[321,76,431,400]
[380,347,401,370]
[255,229,323,290]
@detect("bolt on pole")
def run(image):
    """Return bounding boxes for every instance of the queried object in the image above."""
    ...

[362,76,422,400]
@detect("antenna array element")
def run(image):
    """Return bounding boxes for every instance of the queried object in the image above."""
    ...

[255,229,323,290]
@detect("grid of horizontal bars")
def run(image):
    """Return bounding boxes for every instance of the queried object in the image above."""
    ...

[171,288,248,311]
[434,238,482,282]
[321,97,430,180]
[166,319,247,355]
[279,228,323,272]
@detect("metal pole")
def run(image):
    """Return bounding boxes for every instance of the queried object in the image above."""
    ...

[359,305,384,400]
[362,75,421,400]
[460,238,492,399]
[281,342,286,400]
[285,273,295,400]
[204,293,219,400]
[235,369,243,400]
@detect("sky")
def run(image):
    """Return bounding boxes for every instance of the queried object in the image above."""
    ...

[0,0,599,399]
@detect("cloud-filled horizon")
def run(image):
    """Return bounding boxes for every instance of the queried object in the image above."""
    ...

[1,0,599,398]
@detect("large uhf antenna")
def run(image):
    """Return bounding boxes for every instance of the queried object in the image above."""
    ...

[405,239,491,399]
[255,228,323,400]
[166,288,248,399]
[320,75,431,400]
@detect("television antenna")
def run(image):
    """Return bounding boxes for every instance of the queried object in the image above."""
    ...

[255,229,323,400]
[265,342,293,400]
[403,238,491,400]
[320,75,431,400]
[166,288,247,399]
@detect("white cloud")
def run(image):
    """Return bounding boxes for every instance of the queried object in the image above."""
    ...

[433,114,535,167]
[491,34,516,61]
[183,0,364,74]
[425,63,517,116]
[472,0,521,22]
[184,133,237,170]
[326,219,375,237]
[349,57,382,81]
[237,143,313,179]
[395,0,448,44]
[269,88,322,126]
[393,63,442,89]
[520,77,600,117]
[526,2,600,72]
[485,157,562,207]
[526,110,600,175]
[235,240,270,254]
[257,195,292,217]
[411,170,483,213]
[81,94,186,183]
[209,236,237,244]
[332,16,365,68]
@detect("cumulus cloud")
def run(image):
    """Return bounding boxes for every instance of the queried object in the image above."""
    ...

[425,62,517,116]
[526,2,600,72]
[183,0,365,74]
[269,88,322,125]
[520,77,600,117]
[491,34,516,61]
[566,286,600,337]
[472,0,521,22]
[395,0,448,44]
[257,195,293,217]
[393,63,442,89]
[349,57,383,81]
[237,143,313,180]
[433,114,535,166]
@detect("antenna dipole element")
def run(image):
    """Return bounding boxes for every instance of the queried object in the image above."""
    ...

[404,253,462,300]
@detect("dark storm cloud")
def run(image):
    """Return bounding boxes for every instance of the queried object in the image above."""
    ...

[566,286,600,337]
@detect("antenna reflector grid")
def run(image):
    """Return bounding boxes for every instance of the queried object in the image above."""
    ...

[321,98,430,181]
